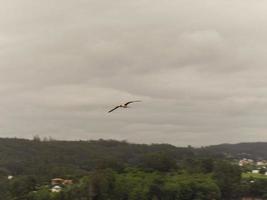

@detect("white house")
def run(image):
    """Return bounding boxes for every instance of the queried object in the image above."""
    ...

[51,185,62,193]
[252,170,259,174]
[256,161,265,166]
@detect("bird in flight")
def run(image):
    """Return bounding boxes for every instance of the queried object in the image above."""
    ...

[108,100,141,113]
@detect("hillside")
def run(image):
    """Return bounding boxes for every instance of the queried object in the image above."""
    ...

[0,138,194,178]
[1,137,267,178]
[203,142,267,159]
[1,138,267,199]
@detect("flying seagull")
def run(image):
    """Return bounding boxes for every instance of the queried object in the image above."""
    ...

[108,100,141,113]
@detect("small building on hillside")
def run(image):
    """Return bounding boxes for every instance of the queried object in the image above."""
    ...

[63,179,73,185]
[51,178,64,185]
[51,178,73,186]
[256,161,265,166]
[239,158,254,166]
[51,185,62,193]
[252,170,259,174]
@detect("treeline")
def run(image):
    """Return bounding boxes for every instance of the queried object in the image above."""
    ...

[29,170,221,200]
[1,160,243,200]
[4,162,267,200]
[0,138,199,178]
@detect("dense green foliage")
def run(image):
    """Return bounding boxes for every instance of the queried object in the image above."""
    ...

[0,138,266,199]
[28,170,221,200]
[0,138,194,177]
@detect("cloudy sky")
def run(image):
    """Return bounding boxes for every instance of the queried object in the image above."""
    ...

[1,0,267,146]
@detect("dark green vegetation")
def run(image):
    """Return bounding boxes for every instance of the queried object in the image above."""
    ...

[204,142,267,159]
[0,138,266,199]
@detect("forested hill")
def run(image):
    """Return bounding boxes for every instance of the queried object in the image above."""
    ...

[0,137,266,177]
[203,142,267,159]
[0,137,195,177]
[1,138,267,199]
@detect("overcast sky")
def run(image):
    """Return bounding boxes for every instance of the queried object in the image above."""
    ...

[1,0,267,146]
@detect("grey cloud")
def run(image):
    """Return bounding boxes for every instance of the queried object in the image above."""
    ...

[1,0,267,146]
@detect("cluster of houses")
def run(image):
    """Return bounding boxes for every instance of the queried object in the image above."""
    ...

[239,158,267,167]
[50,178,73,193]
[239,158,267,175]
[6,175,73,193]
[238,158,254,166]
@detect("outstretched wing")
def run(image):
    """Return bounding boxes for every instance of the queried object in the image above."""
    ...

[108,106,121,113]
[124,100,141,106]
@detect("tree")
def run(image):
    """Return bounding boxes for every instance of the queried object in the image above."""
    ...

[27,187,51,200]
[87,169,115,200]
[9,176,37,200]
[200,158,214,173]
[259,167,266,175]
[140,152,177,172]
[33,135,41,142]
[213,160,241,199]
[163,174,220,200]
